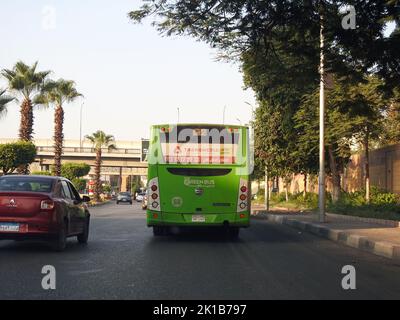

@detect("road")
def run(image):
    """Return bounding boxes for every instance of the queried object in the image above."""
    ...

[0,202,400,300]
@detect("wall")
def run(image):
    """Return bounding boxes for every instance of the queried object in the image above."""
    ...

[253,143,400,196]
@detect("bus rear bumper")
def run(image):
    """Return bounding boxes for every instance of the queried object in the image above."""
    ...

[146,211,250,228]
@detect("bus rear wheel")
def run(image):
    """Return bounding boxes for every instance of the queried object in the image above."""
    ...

[153,226,167,236]
[227,227,240,239]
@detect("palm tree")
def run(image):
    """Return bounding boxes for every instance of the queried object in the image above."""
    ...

[85,131,116,202]
[0,89,14,118]
[35,79,82,176]
[1,61,51,141]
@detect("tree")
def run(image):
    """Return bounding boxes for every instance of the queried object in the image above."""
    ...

[85,131,116,202]
[0,142,37,175]
[244,39,319,199]
[0,89,14,118]
[1,61,51,142]
[35,79,82,176]
[338,76,388,203]
[381,88,400,146]
[295,84,357,203]
[129,1,399,87]
[130,0,399,206]
[60,163,91,181]
[71,178,87,193]
[130,0,399,203]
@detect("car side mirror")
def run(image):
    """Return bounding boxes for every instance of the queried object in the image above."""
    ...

[82,196,91,203]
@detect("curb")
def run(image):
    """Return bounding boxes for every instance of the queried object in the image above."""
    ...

[252,209,400,228]
[262,213,400,261]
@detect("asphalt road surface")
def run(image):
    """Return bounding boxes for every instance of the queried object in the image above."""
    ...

[1,202,400,300]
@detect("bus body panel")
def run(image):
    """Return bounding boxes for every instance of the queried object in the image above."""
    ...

[146,124,250,228]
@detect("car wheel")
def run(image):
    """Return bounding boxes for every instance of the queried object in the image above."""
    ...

[77,217,90,244]
[116,201,119,205]
[130,202,133,205]
[53,221,67,252]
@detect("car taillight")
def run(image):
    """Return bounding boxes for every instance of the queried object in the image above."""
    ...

[148,177,160,212]
[41,200,54,210]
[237,179,249,213]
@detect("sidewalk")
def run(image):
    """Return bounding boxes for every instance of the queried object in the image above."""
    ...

[252,205,400,261]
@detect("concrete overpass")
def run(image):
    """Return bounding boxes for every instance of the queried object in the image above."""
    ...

[0,138,149,192]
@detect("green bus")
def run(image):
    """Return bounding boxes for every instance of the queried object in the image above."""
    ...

[146,124,251,238]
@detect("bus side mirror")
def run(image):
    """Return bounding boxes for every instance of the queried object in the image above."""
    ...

[82,196,91,203]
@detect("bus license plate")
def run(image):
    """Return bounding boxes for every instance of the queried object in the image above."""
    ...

[0,223,20,232]
[192,215,205,223]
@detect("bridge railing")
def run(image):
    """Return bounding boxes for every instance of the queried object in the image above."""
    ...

[36,146,141,155]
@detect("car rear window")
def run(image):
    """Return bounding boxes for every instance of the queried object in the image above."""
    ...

[0,177,53,193]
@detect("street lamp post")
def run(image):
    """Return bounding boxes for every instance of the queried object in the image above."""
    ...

[318,14,326,223]
[79,102,84,150]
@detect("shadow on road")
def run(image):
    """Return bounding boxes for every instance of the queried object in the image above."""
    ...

[151,228,245,243]
[0,239,90,254]
[146,221,313,245]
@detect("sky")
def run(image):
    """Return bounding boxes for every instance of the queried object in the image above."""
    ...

[0,0,256,141]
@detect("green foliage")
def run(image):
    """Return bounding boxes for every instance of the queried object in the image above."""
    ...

[60,163,90,180]
[0,142,36,175]
[34,79,82,107]
[380,88,400,146]
[1,61,51,101]
[102,184,111,193]
[85,131,116,150]
[129,1,400,88]
[72,178,87,192]
[329,187,400,220]
[31,171,52,176]
[129,1,400,206]
[271,192,287,203]
[0,89,14,118]
[293,193,319,209]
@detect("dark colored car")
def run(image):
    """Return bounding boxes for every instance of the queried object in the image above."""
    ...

[116,192,132,205]
[0,175,91,251]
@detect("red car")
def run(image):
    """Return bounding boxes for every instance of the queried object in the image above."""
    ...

[0,175,91,251]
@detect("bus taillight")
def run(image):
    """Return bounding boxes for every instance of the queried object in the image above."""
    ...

[237,178,249,213]
[148,177,161,212]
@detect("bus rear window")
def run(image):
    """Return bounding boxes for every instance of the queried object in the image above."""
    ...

[159,125,241,165]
